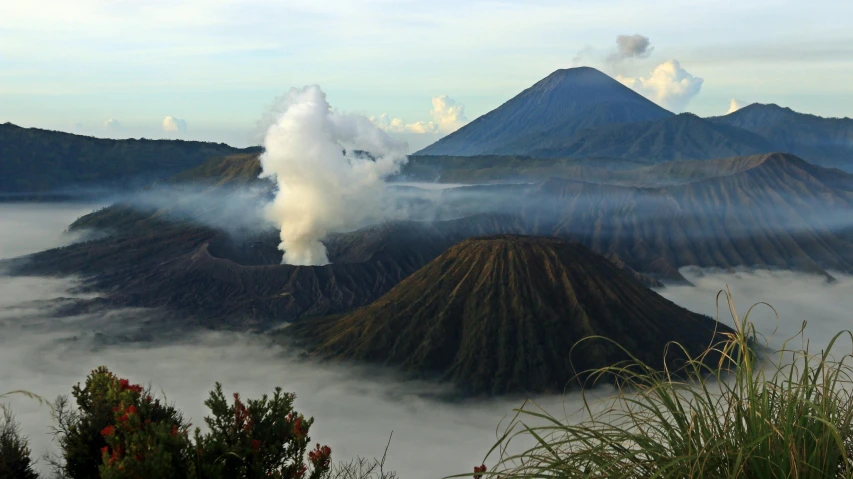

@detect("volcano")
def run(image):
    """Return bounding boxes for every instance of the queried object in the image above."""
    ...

[416,67,672,156]
[292,235,732,395]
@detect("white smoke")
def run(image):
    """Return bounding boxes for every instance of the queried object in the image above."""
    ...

[103,118,121,130]
[371,95,468,135]
[607,34,654,63]
[260,85,408,265]
[726,98,748,114]
[571,45,595,67]
[617,60,703,112]
[162,116,188,132]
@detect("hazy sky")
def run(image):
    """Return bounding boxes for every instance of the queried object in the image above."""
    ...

[2,0,852,149]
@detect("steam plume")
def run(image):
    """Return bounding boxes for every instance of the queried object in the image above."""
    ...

[607,34,654,63]
[260,85,408,265]
[727,98,748,114]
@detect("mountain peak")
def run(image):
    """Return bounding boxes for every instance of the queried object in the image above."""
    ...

[416,67,672,156]
[541,66,613,81]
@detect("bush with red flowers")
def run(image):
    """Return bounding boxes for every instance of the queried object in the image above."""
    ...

[51,367,332,479]
[192,383,331,479]
[53,366,190,479]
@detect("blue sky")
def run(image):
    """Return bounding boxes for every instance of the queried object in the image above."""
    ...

[2,0,852,150]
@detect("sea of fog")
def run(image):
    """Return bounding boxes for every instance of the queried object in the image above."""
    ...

[1,202,852,477]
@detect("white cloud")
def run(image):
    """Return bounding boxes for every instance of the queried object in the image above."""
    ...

[607,34,653,63]
[162,116,188,132]
[372,95,468,135]
[103,118,121,129]
[430,95,467,133]
[726,98,748,114]
[370,113,408,133]
[617,60,704,111]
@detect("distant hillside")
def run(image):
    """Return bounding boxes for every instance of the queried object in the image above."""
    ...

[398,153,788,186]
[344,153,853,282]
[171,152,264,187]
[395,155,649,183]
[710,103,853,170]
[416,67,672,156]
[0,122,259,196]
[526,113,776,162]
[520,153,853,279]
[291,235,731,395]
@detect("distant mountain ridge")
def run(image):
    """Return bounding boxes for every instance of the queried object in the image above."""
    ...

[0,122,259,197]
[417,68,853,171]
[711,103,853,170]
[526,113,775,161]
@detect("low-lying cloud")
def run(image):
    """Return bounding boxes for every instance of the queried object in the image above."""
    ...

[607,34,654,63]
[617,60,704,111]
[103,118,121,130]
[116,183,274,236]
[162,116,188,133]
[372,95,468,135]
[0,203,103,260]
[661,268,853,354]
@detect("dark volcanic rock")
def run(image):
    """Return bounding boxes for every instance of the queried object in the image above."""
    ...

[10,215,528,328]
[290,235,732,395]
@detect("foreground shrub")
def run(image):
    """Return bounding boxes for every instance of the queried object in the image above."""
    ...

[192,383,330,479]
[0,408,40,479]
[53,366,190,479]
[480,288,853,478]
[52,367,333,479]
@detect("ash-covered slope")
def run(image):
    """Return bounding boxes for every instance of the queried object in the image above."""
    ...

[338,153,853,282]
[525,153,853,278]
[9,214,526,328]
[416,67,672,156]
[292,236,731,395]
[710,103,853,171]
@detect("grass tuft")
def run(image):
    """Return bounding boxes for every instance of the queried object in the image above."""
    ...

[0,390,50,415]
[472,286,853,478]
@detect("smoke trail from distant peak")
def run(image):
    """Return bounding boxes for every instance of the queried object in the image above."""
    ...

[260,85,408,265]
